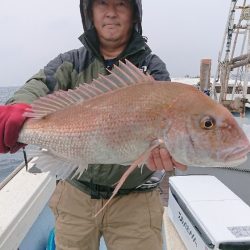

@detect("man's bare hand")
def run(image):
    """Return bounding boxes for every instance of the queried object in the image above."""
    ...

[147,147,187,172]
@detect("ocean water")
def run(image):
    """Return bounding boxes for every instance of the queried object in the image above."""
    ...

[0,87,25,182]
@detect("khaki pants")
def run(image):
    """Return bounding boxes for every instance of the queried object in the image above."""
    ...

[49,181,164,250]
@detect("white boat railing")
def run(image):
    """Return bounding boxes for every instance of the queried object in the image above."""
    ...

[0,158,56,250]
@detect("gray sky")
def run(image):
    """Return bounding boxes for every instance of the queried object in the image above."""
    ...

[0,0,229,87]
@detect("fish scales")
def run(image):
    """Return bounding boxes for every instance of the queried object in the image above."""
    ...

[17,60,250,179]
[18,83,180,164]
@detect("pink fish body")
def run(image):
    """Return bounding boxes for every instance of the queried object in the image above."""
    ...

[18,60,250,179]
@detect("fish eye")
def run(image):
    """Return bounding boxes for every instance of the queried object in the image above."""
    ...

[200,116,215,130]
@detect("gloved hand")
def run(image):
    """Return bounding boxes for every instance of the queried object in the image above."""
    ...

[0,103,30,153]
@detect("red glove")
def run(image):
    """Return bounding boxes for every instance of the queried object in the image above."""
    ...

[0,103,30,154]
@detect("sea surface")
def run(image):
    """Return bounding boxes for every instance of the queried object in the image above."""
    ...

[0,87,25,182]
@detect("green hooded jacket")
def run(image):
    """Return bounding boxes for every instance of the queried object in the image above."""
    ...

[7,0,171,194]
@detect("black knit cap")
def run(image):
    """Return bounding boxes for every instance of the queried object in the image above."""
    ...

[79,0,143,35]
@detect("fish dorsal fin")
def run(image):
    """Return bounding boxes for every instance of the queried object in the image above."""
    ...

[24,60,155,119]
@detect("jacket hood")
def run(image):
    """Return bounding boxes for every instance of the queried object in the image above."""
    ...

[79,0,143,35]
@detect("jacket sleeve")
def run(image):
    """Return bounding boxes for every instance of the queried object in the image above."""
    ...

[143,54,171,81]
[6,50,78,104]
[6,70,50,104]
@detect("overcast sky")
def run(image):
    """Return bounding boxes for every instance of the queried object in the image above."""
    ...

[0,0,230,87]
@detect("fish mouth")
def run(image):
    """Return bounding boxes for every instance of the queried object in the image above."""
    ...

[225,144,250,161]
[197,144,250,168]
[219,144,250,168]
[191,156,248,168]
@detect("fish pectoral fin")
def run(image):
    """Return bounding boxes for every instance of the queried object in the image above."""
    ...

[94,140,162,217]
[29,149,79,180]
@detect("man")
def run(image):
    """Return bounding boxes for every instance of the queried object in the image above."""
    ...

[0,0,186,249]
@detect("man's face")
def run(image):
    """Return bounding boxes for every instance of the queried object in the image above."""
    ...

[92,0,134,45]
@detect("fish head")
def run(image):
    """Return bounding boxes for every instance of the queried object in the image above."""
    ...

[162,87,250,168]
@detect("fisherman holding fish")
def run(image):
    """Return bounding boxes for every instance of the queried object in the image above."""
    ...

[2,0,250,250]
[0,0,187,249]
